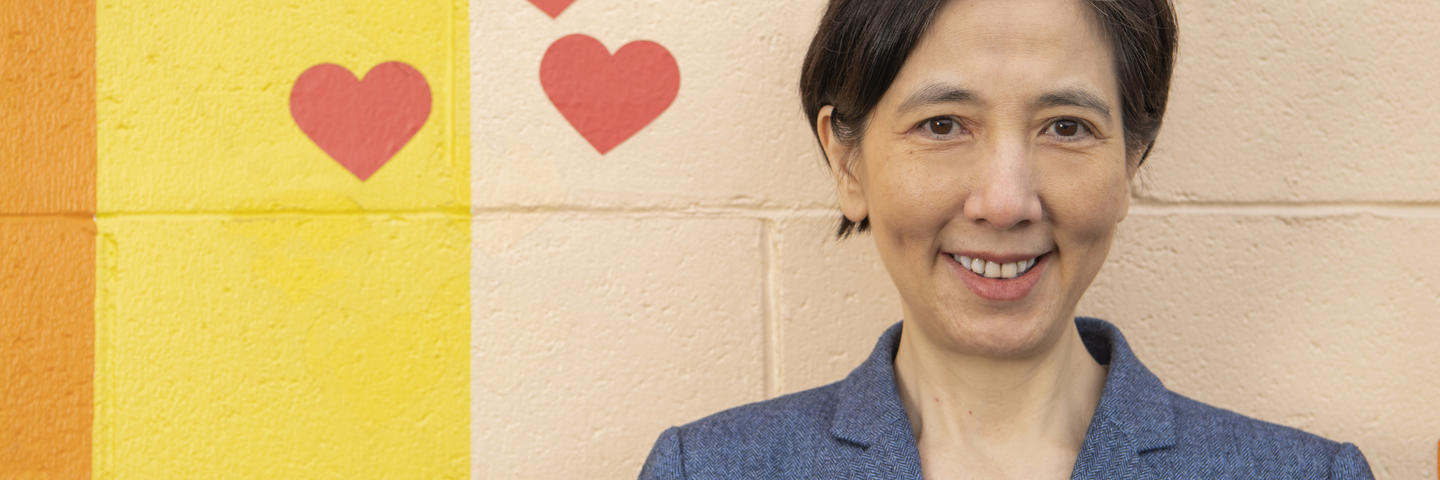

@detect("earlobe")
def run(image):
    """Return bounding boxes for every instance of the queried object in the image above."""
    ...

[817,106,868,224]
[1120,150,1141,224]
[1118,169,1134,224]
[1117,194,1130,224]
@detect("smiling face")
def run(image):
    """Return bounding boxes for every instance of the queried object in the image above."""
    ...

[820,0,1135,358]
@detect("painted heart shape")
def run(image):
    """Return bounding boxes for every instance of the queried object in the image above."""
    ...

[528,0,575,18]
[290,62,431,181]
[540,34,680,154]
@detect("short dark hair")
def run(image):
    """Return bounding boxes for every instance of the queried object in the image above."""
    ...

[800,0,1179,238]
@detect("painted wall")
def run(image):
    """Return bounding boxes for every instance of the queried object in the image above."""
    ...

[1,0,1437,479]
[92,1,470,478]
[473,1,1438,479]
[1,1,94,478]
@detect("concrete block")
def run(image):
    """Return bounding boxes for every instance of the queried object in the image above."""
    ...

[1081,212,1440,480]
[1141,1,1440,202]
[95,215,469,478]
[96,0,468,213]
[0,0,94,215]
[472,215,765,479]
[774,214,901,395]
[470,0,835,210]
[0,218,94,479]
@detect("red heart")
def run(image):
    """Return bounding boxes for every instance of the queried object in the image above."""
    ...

[290,62,431,181]
[528,0,575,18]
[540,34,680,154]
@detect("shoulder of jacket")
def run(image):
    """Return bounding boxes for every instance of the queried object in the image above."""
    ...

[645,382,853,479]
[676,381,843,448]
[1151,391,1360,477]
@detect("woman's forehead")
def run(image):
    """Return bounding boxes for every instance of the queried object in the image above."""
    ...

[887,0,1118,109]
[929,0,1108,49]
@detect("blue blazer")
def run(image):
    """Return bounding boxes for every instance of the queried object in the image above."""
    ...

[640,318,1374,479]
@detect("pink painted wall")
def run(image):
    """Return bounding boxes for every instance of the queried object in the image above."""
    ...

[472,1,1440,479]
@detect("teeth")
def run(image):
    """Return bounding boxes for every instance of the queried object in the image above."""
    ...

[952,254,1041,279]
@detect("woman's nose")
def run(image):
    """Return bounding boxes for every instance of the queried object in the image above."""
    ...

[961,143,1043,230]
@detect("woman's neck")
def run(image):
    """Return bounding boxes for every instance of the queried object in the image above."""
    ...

[893,318,1107,477]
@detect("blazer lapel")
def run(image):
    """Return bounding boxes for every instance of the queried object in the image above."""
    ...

[829,322,923,480]
[1070,317,1180,480]
[848,433,923,480]
[1070,413,1148,480]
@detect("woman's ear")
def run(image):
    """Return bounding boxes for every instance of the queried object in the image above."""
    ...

[1127,141,1148,181]
[817,106,868,225]
[1119,143,1147,224]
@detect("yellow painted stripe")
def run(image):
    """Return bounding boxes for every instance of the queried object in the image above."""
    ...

[96,1,469,213]
[96,1,469,477]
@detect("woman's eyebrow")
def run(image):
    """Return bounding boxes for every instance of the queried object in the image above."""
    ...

[898,84,1112,124]
[1035,88,1112,123]
[897,83,980,113]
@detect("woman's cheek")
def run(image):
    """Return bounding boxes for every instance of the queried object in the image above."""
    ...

[881,170,961,240]
[1059,169,1130,242]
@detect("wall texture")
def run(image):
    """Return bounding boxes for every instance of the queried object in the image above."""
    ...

[93,1,470,478]
[1,1,94,478]
[475,0,1438,479]
[1,0,1436,479]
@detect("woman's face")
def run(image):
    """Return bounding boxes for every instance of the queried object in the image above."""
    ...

[822,0,1134,358]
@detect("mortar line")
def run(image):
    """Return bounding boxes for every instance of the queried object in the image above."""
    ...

[474,202,1440,217]
[760,218,782,399]
[451,0,461,218]
[90,207,841,219]
[1133,199,1440,208]
[86,201,1440,220]
[450,0,455,186]
[1129,201,1440,218]
[0,213,96,220]
[471,203,1440,219]
[94,209,472,219]
[469,205,840,217]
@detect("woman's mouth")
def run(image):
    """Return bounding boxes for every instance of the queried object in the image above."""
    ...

[950,254,1040,279]
[945,252,1051,301]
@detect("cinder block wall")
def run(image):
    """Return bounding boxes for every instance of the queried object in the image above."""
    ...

[89,1,473,478]
[3,0,1434,478]
[473,1,1438,479]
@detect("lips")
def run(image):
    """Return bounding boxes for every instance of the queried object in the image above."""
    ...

[946,251,1051,302]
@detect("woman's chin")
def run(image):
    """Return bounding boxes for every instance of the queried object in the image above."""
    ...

[920,297,1072,359]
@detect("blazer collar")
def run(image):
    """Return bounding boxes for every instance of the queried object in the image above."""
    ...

[1074,317,1177,453]
[829,322,924,478]
[829,318,1177,462]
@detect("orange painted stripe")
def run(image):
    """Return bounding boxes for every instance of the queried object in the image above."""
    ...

[0,0,96,214]
[0,219,96,479]
[0,0,96,479]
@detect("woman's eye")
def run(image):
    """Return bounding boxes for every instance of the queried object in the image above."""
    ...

[1044,118,1092,141]
[928,118,955,135]
[918,117,965,139]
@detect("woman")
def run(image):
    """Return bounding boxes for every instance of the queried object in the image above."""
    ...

[641,0,1375,478]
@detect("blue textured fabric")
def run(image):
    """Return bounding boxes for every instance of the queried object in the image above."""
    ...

[639,318,1375,479]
